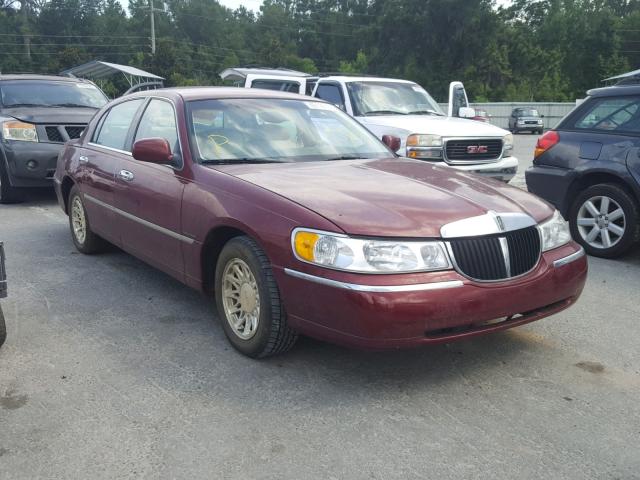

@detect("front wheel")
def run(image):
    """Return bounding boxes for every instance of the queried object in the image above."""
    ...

[215,236,297,358]
[0,305,6,348]
[0,161,21,204]
[569,183,639,258]
[67,186,106,254]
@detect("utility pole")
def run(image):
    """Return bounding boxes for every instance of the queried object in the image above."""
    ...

[150,0,156,55]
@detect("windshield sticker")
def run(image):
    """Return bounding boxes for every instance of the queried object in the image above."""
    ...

[76,84,95,89]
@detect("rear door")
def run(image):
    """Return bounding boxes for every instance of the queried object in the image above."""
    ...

[83,98,145,245]
[113,97,187,280]
[447,81,470,117]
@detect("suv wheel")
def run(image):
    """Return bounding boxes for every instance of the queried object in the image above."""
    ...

[215,236,298,358]
[0,305,6,348]
[0,161,21,204]
[569,183,639,258]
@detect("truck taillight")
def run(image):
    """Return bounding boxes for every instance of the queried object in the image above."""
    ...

[534,131,559,159]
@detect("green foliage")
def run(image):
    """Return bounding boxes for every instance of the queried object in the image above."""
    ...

[0,0,638,100]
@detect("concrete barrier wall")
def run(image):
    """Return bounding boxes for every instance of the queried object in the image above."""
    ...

[438,102,579,130]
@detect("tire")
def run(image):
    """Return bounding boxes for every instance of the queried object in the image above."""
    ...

[214,236,298,358]
[0,160,22,204]
[0,305,6,348]
[67,185,106,254]
[569,183,640,258]
[538,129,544,135]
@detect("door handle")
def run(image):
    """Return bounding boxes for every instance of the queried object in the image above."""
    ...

[117,170,135,182]
[79,155,89,163]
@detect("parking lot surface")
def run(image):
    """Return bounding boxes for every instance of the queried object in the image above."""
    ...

[1,135,639,480]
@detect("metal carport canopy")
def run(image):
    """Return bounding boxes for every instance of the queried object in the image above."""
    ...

[61,60,164,87]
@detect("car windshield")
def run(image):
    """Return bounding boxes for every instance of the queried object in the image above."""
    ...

[0,81,108,108]
[187,98,392,164]
[517,109,539,117]
[346,81,445,117]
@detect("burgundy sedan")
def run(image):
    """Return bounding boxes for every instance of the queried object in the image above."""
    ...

[54,88,587,358]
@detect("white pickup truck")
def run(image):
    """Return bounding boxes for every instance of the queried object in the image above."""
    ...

[220,68,518,181]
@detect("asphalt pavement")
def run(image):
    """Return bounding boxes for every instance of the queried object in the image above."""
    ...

[0,135,639,479]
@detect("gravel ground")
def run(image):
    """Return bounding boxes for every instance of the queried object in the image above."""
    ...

[0,135,639,480]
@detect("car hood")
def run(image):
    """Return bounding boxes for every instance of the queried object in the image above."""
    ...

[214,158,553,238]
[358,114,508,137]
[2,107,98,124]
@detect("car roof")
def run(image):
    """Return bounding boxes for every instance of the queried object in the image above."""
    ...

[0,74,92,83]
[587,84,640,97]
[124,86,324,102]
[321,76,415,84]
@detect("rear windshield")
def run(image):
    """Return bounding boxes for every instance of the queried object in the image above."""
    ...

[0,81,108,109]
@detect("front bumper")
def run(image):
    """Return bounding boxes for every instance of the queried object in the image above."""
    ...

[514,123,543,131]
[276,243,587,350]
[1,140,63,187]
[447,155,518,182]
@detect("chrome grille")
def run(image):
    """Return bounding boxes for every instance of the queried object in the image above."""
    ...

[449,227,541,281]
[444,138,502,163]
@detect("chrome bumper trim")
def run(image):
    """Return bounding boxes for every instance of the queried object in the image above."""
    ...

[553,247,586,268]
[284,268,464,293]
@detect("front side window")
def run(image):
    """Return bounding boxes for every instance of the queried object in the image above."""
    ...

[315,84,345,110]
[573,96,640,133]
[93,99,144,151]
[0,81,108,108]
[251,80,300,93]
[134,99,179,154]
[346,81,444,117]
[187,98,391,164]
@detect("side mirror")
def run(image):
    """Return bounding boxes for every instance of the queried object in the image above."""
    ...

[382,134,401,152]
[132,138,173,164]
[458,107,476,118]
[540,114,545,118]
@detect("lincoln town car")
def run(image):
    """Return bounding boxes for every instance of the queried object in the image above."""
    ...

[54,88,587,358]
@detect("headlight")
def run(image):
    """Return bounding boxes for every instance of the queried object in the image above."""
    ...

[503,133,513,157]
[292,228,451,273]
[2,121,38,142]
[539,210,571,251]
[406,134,443,160]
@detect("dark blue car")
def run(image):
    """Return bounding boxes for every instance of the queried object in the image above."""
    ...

[526,84,640,258]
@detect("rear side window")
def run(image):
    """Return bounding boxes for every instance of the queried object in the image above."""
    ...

[315,84,345,110]
[250,80,300,93]
[93,99,144,151]
[573,96,640,133]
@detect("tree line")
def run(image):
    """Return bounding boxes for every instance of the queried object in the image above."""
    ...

[0,0,639,101]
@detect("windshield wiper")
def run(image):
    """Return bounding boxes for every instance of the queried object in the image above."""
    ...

[363,110,407,116]
[407,109,444,116]
[201,158,286,165]
[324,155,369,161]
[2,103,45,108]
[49,103,95,108]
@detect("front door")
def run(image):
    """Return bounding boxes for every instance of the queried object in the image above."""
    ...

[113,98,187,280]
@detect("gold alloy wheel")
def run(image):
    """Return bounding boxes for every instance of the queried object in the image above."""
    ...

[71,196,87,245]
[221,258,261,340]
